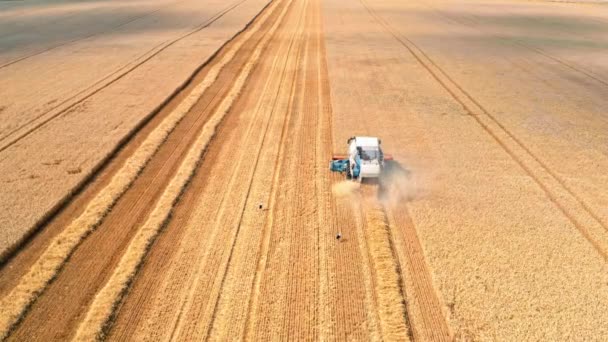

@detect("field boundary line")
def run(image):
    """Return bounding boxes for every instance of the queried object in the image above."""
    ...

[0,1,276,339]
[0,0,248,152]
[72,0,288,339]
[359,0,608,262]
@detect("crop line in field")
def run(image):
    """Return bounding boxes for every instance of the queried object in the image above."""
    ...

[0,1,278,339]
[350,188,383,340]
[164,20,284,342]
[277,9,319,337]
[0,0,249,152]
[296,2,334,335]
[143,74,240,340]
[72,0,289,340]
[239,1,311,339]
[315,8,373,336]
[167,0,296,337]
[143,0,291,336]
[203,12,304,338]
[238,18,299,337]
[379,205,416,341]
[171,1,301,339]
[313,0,333,337]
[360,0,608,262]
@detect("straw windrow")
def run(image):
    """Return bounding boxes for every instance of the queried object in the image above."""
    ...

[363,201,411,341]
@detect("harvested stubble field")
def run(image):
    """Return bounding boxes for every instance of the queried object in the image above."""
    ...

[1,0,608,340]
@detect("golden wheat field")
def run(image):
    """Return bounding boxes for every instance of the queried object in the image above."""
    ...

[1,0,608,340]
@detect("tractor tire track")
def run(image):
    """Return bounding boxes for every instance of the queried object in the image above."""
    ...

[359,0,608,262]
[0,0,193,70]
[409,0,608,236]
[422,2,608,88]
[0,0,249,153]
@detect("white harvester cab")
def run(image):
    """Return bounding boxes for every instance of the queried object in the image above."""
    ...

[331,136,392,181]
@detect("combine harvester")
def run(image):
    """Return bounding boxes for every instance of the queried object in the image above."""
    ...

[330,136,392,181]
